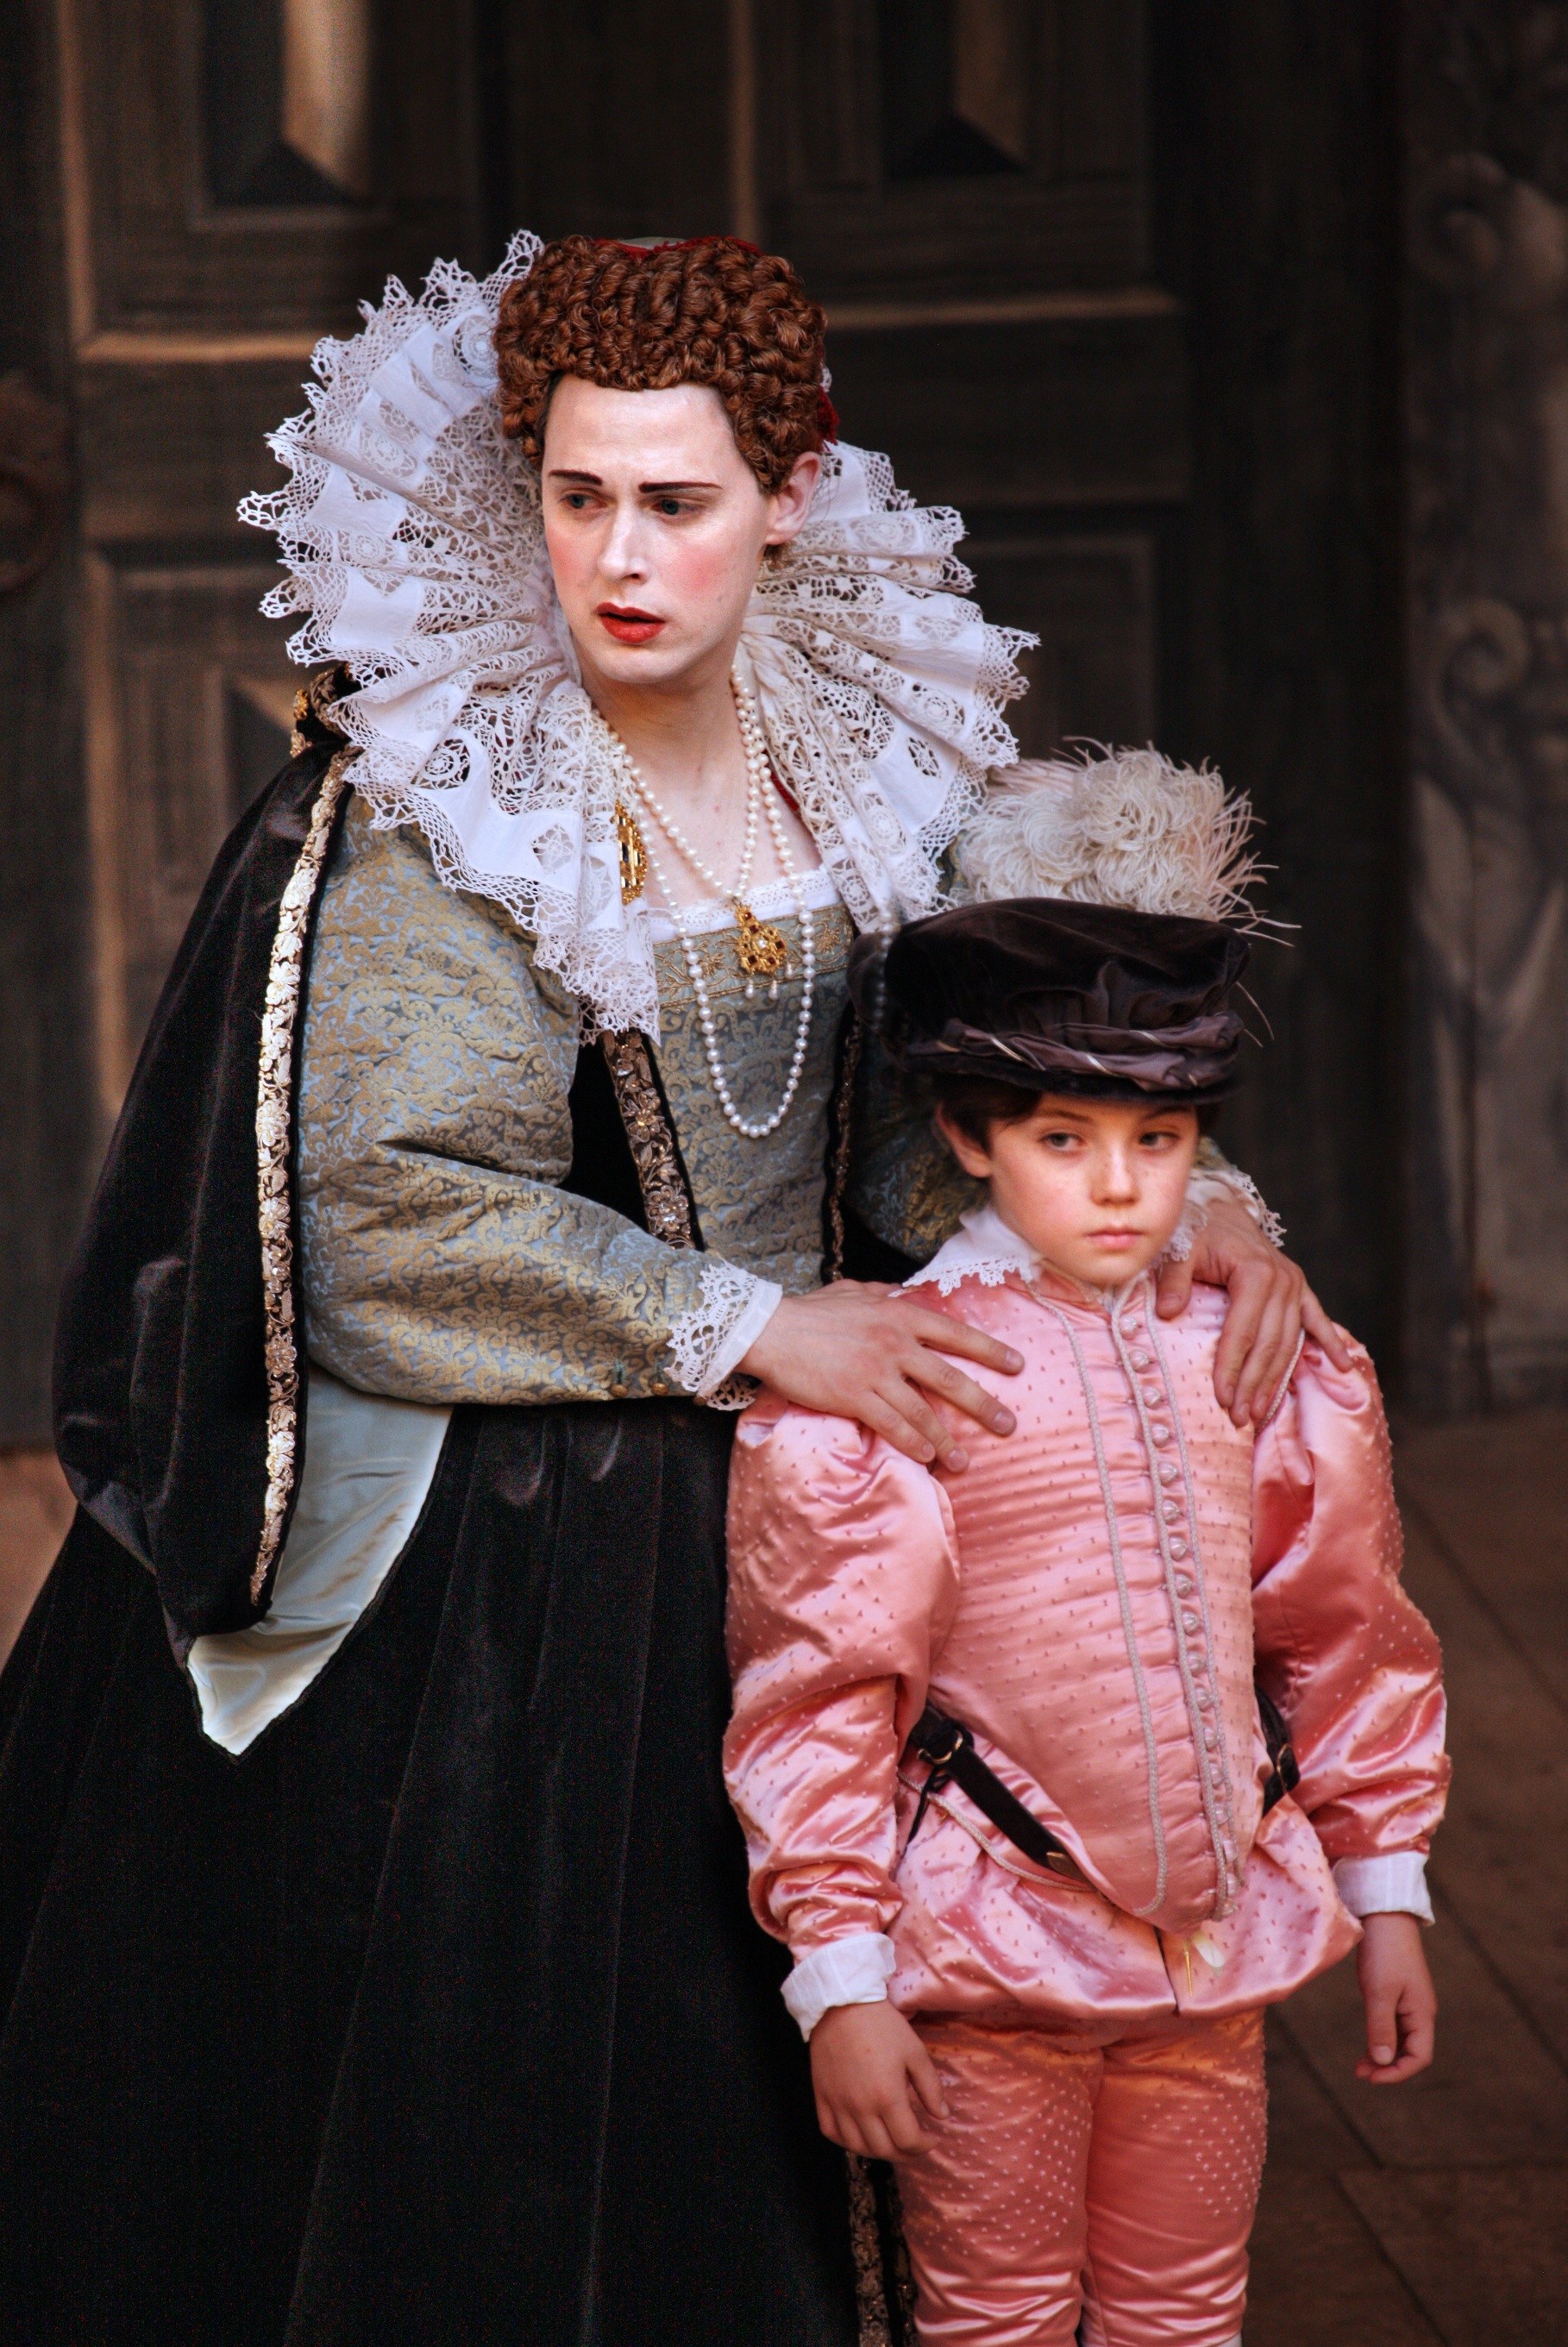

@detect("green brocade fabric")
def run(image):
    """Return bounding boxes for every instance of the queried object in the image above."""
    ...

[646,913,855,1291]
[297,793,941,1408]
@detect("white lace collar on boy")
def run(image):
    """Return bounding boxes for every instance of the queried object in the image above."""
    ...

[239,232,1032,1039]
[903,1202,1046,1296]
[904,1199,1181,1312]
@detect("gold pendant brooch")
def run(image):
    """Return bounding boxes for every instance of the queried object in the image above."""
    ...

[616,802,649,905]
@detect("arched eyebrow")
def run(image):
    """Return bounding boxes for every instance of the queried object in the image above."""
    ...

[545,468,722,492]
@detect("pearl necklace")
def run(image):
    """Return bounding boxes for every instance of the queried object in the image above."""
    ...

[613,683,792,998]
[599,676,817,1139]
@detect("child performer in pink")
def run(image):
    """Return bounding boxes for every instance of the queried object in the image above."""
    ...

[724,769,1447,2347]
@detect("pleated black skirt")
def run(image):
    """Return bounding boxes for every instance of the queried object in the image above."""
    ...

[0,1400,861,2346]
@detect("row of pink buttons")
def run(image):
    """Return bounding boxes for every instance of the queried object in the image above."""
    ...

[1115,1302,1240,1908]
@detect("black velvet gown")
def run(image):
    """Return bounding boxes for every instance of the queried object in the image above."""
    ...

[0,711,911,2345]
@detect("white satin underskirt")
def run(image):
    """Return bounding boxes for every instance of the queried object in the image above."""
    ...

[187,1366,450,1757]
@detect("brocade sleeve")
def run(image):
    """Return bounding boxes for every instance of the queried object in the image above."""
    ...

[297,794,750,1407]
[846,1027,980,1264]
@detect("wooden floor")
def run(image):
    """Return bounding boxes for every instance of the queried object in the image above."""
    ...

[3,1415,1566,2342]
[1249,1408,1568,2347]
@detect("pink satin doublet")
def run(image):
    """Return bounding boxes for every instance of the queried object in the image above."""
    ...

[724,1271,1449,2031]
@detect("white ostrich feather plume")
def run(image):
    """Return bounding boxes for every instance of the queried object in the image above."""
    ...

[954,746,1264,926]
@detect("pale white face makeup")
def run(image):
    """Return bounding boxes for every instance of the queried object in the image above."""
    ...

[938,1095,1201,1290]
[540,377,820,703]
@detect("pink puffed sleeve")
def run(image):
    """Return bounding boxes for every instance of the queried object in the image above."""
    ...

[724,1396,960,1955]
[1251,1340,1449,1867]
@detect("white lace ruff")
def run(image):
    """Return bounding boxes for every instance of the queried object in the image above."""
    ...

[239,234,1032,1038]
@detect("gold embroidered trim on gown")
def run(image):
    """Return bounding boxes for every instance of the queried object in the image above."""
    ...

[591,1024,698,1250]
[254,745,355,1602]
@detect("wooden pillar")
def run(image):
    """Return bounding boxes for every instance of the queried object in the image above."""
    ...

[1170,2,1404,1365]
[0,0,96,1442]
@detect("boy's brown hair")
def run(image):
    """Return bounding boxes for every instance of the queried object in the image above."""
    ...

[932,1073,1217,1152]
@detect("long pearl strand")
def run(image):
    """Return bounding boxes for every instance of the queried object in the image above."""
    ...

[616,718,763,913]
[599,676,817,1139]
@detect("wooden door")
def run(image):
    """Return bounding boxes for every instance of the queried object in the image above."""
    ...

[1,0,488,1437]
[504,1,1401,1356]
[3,0,1403,1440]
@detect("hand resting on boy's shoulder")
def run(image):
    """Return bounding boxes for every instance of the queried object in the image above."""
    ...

[1156,1189,1352,1428]
[740,1279,1023,1472]
[740,1171,1351,1467]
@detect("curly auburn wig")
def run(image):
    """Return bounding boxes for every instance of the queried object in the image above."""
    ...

[493,235,831,495]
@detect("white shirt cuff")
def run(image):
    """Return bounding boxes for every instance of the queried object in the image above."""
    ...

[781,1932,896,2041]
[1333,1852,1433,1924]
[702,1277,783,1390]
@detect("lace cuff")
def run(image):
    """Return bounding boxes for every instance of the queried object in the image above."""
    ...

[666,1260,783,1403]
[1333,1853,1434,1925]
[1162,1191,1205,1266]
[1187,1156,1286,1250]
[781,1933,897,2041]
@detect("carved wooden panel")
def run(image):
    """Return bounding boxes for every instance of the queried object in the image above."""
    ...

[825,311,1187,511]
[1173,4,1402,1365]
[76,356,321,544]
[60,0,483,336]
[2,0,97,1440]
[963,529,1157,758]
[767,0,1149,302]
[53,0,486,1209]
[1404,3,1568,1410]
[493,0,734,244]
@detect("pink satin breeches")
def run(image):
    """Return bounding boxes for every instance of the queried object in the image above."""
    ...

[895,2008,1266,2347]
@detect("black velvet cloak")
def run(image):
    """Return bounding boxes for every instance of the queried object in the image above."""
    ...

[0,698,913,2346]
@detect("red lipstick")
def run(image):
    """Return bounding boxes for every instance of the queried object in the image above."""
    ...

[597,603,666,645]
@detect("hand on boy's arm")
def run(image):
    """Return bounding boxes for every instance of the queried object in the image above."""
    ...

[809,2002,948,2159]
[1157,1193,1352,1426]
[1354,1911,1438,2085]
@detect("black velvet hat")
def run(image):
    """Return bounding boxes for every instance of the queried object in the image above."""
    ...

[849,897,1251,1104]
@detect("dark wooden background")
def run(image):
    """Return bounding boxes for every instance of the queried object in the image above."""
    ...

[5,0,1559,1436]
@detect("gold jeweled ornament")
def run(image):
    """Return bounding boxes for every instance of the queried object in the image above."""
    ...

[595,673,818,1139]
[616,802,649,905]
[733,901,791,988]
[606,687,795,998]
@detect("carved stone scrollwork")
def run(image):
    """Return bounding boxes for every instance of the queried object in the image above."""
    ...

[0,373,72,601]
[1404,5,1568,1407]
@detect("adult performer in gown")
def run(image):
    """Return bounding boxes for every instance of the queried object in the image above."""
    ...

[0,235,1337,2346]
